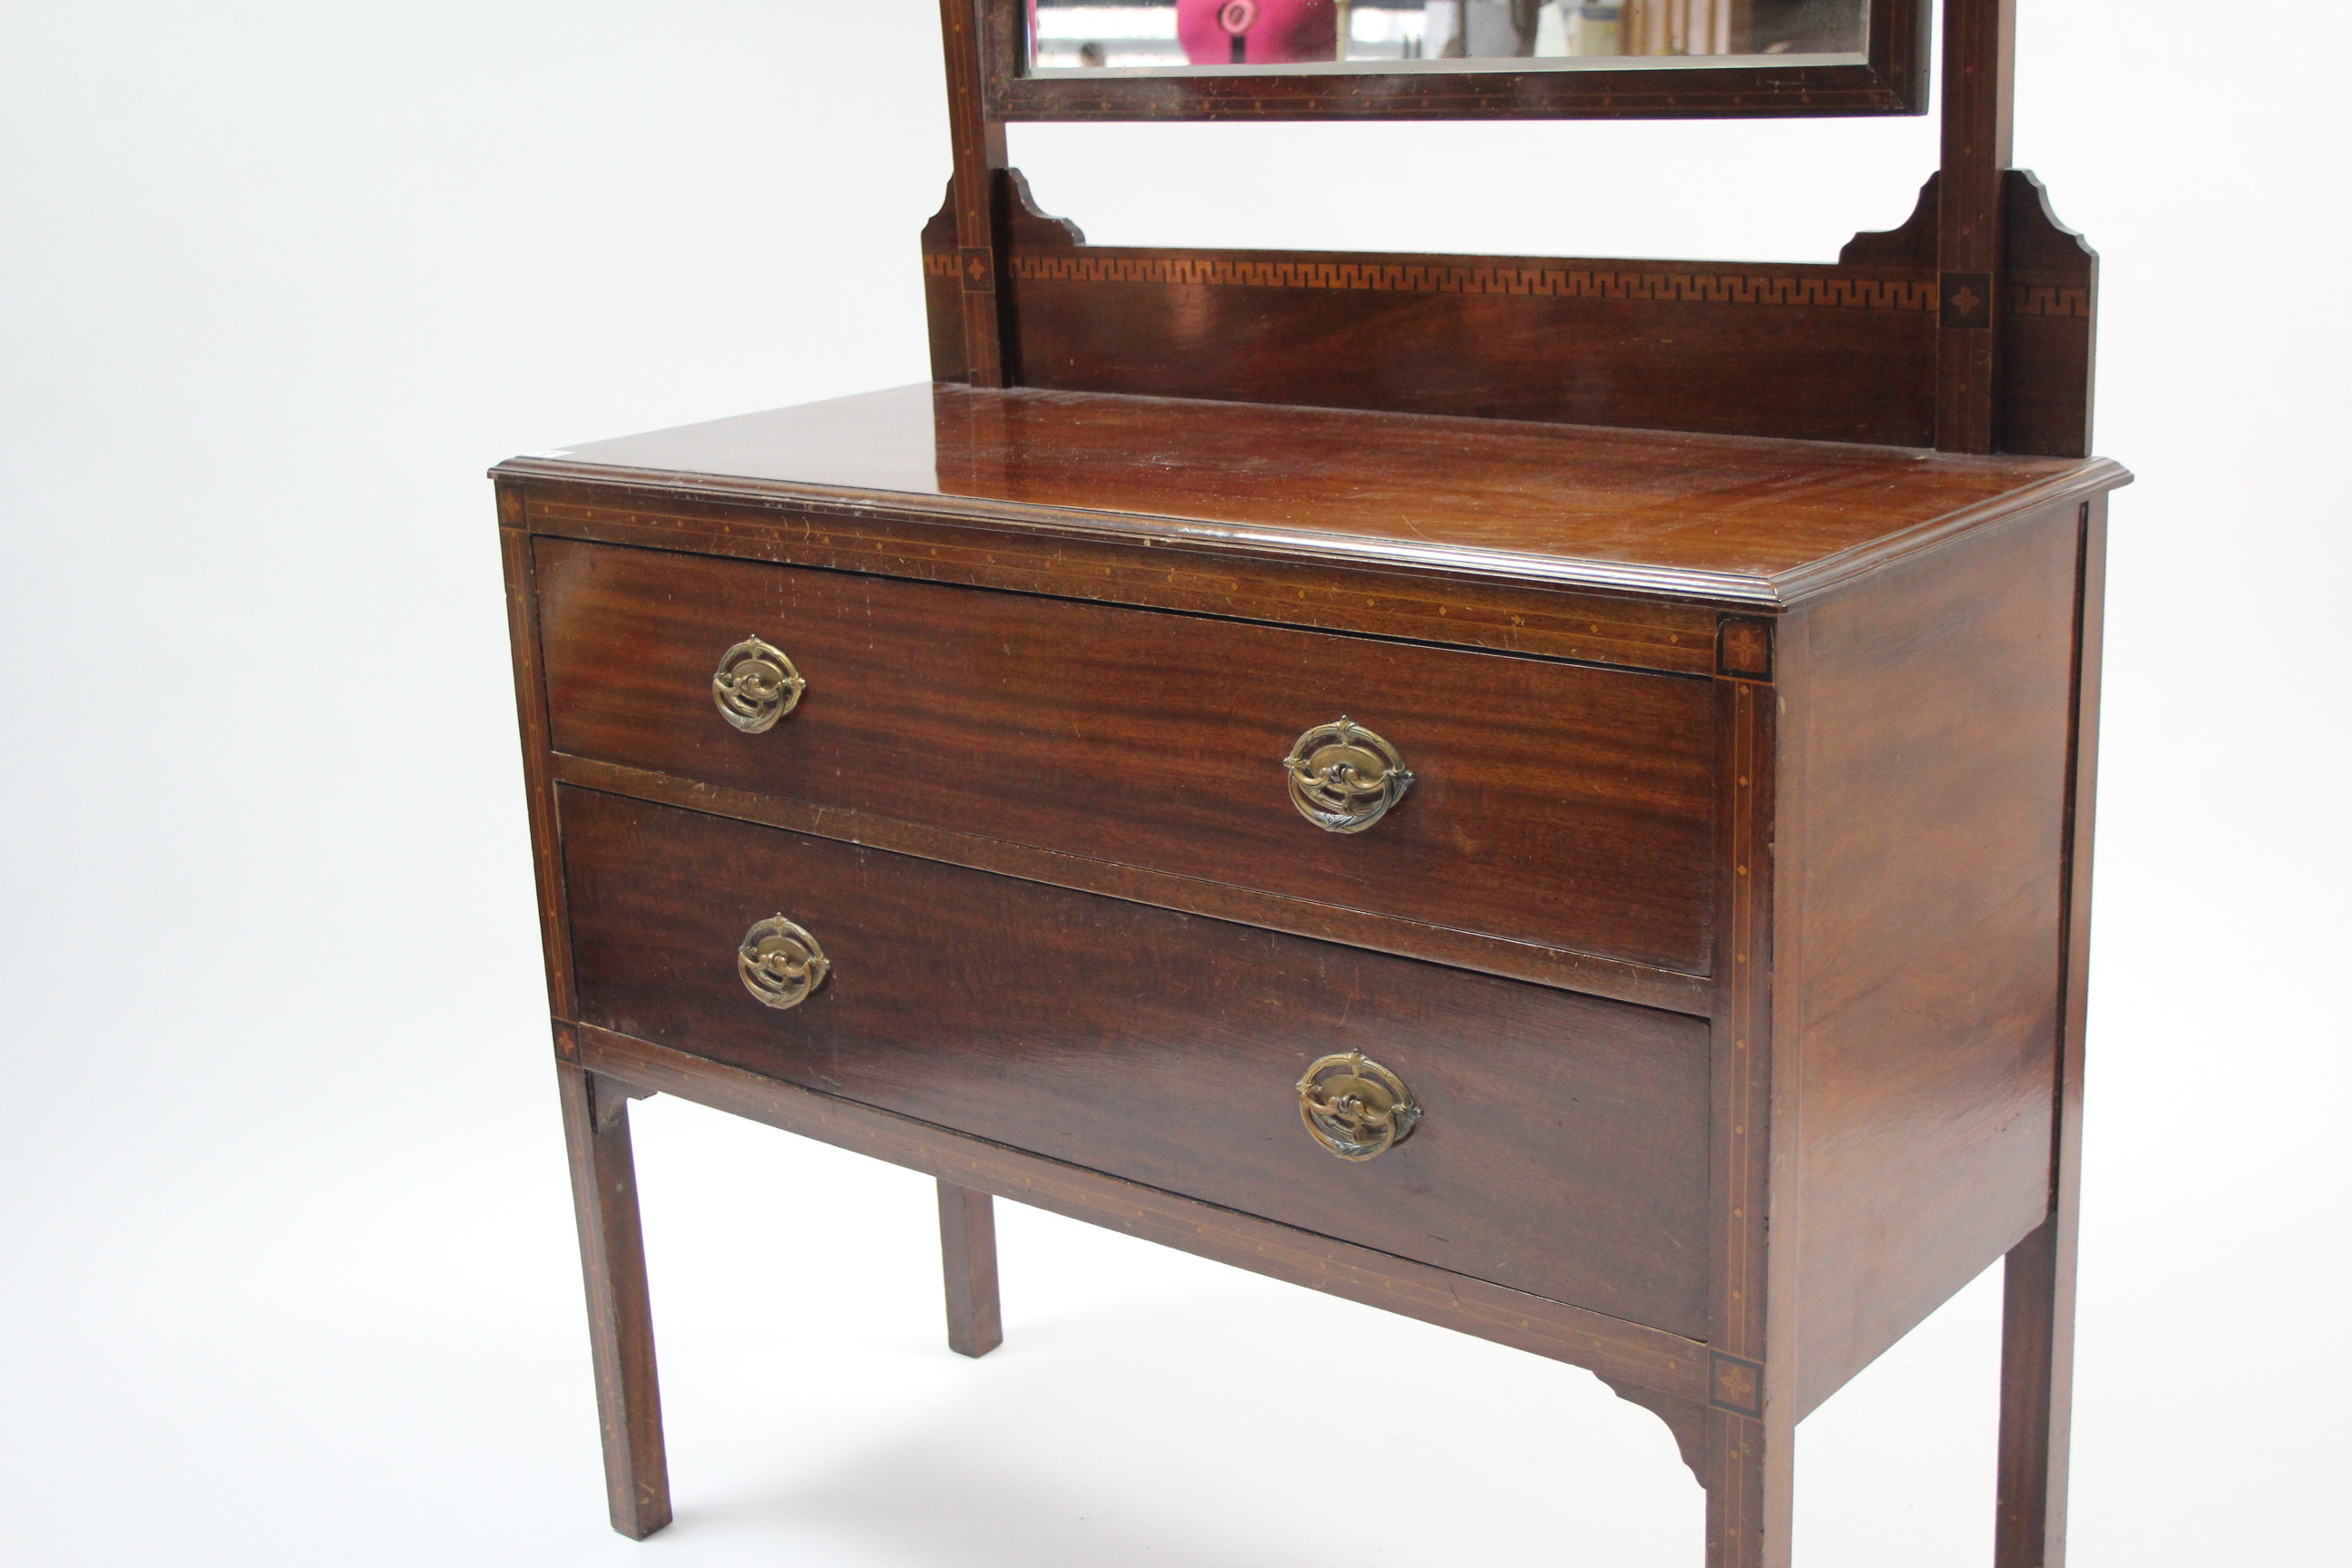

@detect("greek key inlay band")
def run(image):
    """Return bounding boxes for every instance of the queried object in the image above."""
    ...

[927,250,2090,317]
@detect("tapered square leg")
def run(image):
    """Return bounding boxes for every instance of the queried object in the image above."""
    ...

[1994,1216,2076,1567]
[557,1063,671,1539]
[1997,496,2100,1568]
[1703,1406,1793,1568]
[936,1180,1003,1357]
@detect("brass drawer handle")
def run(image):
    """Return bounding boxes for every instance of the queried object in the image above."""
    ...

[1297,1052,1421,1161]
[1282,718,1413,833]
[737,914,829,1010]
[712,635,806,733]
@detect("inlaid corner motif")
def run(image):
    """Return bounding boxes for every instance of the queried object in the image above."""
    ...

[1941,271,1994,329]
[1717,617,1775,682]
[1710,1351,1766,1417]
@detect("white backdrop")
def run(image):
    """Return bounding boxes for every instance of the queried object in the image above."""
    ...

[3,3,2345,1563]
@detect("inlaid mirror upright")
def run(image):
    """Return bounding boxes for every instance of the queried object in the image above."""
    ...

[497,1,2115,1563]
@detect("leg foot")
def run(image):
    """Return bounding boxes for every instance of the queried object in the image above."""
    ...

[1995,1215,2077,1567]
[936,1180,1003,1357]
[558,1063,671,1539]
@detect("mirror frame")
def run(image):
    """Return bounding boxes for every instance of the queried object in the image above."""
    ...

[981,0,1930,121]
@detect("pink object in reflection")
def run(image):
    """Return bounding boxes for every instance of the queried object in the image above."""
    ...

[1178,0,1338,64]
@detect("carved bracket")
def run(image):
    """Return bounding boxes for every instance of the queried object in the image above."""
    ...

[1600,1376,1709,1486]
[590,1072,654,1134]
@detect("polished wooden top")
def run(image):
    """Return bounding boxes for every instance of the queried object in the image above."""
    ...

[500,384,2127,606]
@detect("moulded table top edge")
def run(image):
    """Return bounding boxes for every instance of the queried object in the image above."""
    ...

[492,384,2132,610]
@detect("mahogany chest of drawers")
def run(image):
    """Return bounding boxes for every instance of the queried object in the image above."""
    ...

[496,382,2125,1563]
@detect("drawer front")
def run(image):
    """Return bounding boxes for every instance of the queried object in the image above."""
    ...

[561,788,1713,1338]
[536,538,1717,974]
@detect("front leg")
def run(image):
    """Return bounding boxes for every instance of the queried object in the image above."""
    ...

[1703,1382,1792,1568]
[936,1180,1004,1357]
[557,1063,671,1538]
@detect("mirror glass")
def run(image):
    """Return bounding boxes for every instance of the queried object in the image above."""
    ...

[1026,0,1866,74]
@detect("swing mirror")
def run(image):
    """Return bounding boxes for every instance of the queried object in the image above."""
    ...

[985,0,1926,119]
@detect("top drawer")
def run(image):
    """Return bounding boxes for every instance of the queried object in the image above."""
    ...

[534,538,1716,974]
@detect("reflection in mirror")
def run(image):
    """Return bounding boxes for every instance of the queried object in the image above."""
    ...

[1027,0,1866,73]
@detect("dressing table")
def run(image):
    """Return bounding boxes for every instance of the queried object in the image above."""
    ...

[495,4,2122,1563]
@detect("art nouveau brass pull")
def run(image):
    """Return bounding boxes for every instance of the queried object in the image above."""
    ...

[737,914,829,1011]
[1282,718,1413,833]
[1296,1052,1422,1161]
[711,635,807,733]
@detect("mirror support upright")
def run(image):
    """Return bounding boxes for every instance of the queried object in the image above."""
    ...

[939,0,1009,387]
[1936,0,2019,453]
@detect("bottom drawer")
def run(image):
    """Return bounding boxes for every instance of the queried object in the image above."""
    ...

[559,787,1712,1339]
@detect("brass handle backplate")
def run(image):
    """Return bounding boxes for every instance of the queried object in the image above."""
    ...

[1282,717,1414,833]
[712,635,807,733]
[1297,1051,1422,1161]
[738,914,829,1010]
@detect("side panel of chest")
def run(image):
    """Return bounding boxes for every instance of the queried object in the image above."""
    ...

[1777,500,2088,1415]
